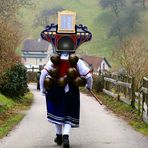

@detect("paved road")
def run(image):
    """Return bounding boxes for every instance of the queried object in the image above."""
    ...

[0,83,148,148]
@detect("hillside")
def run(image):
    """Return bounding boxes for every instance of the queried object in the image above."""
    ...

[18,0,148,67]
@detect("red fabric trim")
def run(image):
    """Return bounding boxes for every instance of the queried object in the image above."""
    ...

[44,68,49,73]
[44,60,81,78]
[58,60,81,78]
[83,71,91,77]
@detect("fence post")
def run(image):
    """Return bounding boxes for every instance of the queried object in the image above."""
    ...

[142,93,145,118]
[101,74,105,92]
[146,94,148,117]
[131,76,135,108]
[103,74,106,90]
[138,92,141,116]
[32,66,34,72]
[117,75,120,101]
[146,80,148,117]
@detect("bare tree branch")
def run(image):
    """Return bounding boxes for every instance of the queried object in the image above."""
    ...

[118,39,148,89]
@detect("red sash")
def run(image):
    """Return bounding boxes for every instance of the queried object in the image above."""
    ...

[58,60,70,77]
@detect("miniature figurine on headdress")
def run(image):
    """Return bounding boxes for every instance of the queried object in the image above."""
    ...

[40,10,93,148]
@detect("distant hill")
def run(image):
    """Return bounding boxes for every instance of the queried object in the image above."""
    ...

[18,0,148,67]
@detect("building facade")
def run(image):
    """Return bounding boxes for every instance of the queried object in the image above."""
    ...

[21,39,52,69]
[80,55,111,75]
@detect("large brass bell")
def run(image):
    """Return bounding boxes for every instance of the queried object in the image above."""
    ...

[44,77,53,90]
[67,67,77,79]
[50,53,60,65]
[73,76,87,87]
[48,67,58,79]
[57,75,67,87]
[69,54,79,65]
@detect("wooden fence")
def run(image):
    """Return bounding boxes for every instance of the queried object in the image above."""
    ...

[27,67,40,72]
[103,74,148,124]
[140,77,148,123]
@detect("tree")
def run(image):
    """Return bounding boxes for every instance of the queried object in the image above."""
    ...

[116,39,148,90]
[0,0,33,84]
[0,20,21,76]
[100,0,126,16]
[108,7,140,41]
[33,7,63,27]
[0,0,33,21]
[132,0,146,8]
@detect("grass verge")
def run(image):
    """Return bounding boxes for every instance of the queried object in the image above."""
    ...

[80,88,148,136]
[0,92,33,139]
[0,114,24,138]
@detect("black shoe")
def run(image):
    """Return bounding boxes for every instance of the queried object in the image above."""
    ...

[63,135,70,148]
[54,134,62,146]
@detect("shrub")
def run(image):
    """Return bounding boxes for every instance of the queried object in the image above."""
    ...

[0,63,29,98]
[93,74,104,92]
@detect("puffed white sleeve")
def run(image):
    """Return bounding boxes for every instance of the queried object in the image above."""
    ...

[39,60,53,95]
[77,59,93,89]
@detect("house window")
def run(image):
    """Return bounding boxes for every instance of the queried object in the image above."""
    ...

[40,58,42,62]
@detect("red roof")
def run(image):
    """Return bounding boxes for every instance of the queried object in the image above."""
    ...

[80,55,111,70]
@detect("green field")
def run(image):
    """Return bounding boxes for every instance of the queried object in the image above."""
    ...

[18,0,148,67]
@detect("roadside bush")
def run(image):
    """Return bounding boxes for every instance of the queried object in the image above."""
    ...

[0,63,29,98]
[93,74,104,92]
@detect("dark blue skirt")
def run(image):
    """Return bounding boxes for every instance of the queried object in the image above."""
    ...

[45,84,80,127]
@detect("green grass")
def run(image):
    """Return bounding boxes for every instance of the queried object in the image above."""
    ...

[0,94,15,113]
[80,88,148,136]
[18,0,116,58]
[0,92,33,139]
[130,120,148,136]
[0,114,24,138]
[17,0,148,68]
[98,93,148,136]
[16,92,34,110]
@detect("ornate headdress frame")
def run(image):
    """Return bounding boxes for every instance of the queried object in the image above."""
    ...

[58,10,76,33]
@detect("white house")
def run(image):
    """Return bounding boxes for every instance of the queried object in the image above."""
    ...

[80,55,111,75]
[21,39,52,70]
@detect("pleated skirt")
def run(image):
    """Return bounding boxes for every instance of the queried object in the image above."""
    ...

[45,84,80,127]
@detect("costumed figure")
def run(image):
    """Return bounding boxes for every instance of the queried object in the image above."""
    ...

[40,10,93,148]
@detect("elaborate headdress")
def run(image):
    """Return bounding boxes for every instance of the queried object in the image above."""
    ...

[41,10,92,53]
[41,11,92,88]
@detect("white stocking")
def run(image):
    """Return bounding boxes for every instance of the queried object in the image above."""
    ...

[55,124,62,135]
[63,124,71,135]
